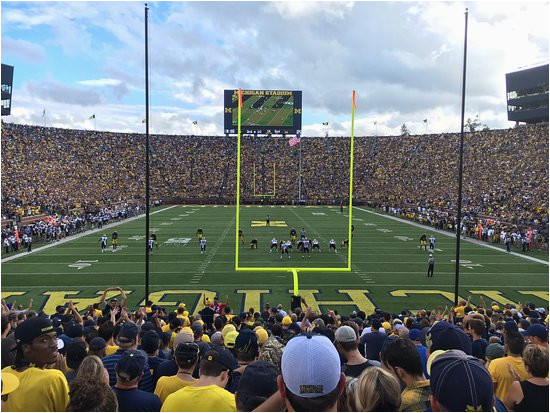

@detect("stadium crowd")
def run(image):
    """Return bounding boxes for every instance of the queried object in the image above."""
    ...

[1,122,548,247]
[1,288,548,411]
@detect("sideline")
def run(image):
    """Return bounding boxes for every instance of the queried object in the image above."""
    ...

[354,206,549,266]
[1,205,178,263]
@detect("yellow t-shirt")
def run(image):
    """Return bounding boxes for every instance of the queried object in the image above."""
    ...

[1,366,69,412]
[105,344,119,356]
[154,375,198,403]
[488,356,529,401]
[453,305,466,317]
[161,384,236,412]
[161,324,172,333]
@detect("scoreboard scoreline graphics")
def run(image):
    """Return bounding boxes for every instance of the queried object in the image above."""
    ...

[224,89,302,135]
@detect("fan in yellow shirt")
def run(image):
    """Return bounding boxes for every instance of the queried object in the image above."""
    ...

[2,317,70,412]
[155,342,200,403]
[161,348,237,412]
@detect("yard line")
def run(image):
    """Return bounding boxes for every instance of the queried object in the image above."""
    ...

[4,283,548,289]
[1,205,179,264]
[354,206,549,266]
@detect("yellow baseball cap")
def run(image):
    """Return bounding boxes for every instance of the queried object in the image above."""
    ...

[282,316,292,326]
[224,331,239,349]
[255,328,268,345]
[382,321,391,331]
[222,324,236,338]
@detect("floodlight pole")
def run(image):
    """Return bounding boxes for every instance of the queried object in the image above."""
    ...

[144,3,151,303]
[298,135,302,202]
[454,9,468,306]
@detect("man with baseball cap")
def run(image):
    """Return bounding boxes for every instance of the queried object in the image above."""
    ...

[1,316,69,411]
[113,349,162,411]
[334,325,380,378]
[360,317,386,361]
[102,322,154,392]
[425,320,472,356]
[235,360,278,411]
[278,334,345,412]
[161,347,237,411]
[154,342,199,403]
[428,350,495,411]
[525,323,548,349]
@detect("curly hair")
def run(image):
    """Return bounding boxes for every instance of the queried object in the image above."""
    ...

[66,378,118,412]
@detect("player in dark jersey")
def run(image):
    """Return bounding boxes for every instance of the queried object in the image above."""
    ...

[250,238,257,249]
[111,231,118,251]
[197,228,203,243]
[341,239,349,248]
[351,225,355,238]
[265,215,270,226]
[297,239,304,252]
[151,233,158,249]
[290,228,297,245]
[239,229,244,244]
[419,234,427,250]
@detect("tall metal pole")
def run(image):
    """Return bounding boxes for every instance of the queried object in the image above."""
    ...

[454,8,468,306]
[144,3,150,303]
[298,135,302,202]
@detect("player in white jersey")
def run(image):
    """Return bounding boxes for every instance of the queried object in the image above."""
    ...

[312,238,320,252]
[100,235,108,253]
[302,239,311,258]
[148,237,154,254]
[200,238,207,254]
[429,235,436,250]
[280,241,291,259]
[270,238,278,253]
[329,239,337,253]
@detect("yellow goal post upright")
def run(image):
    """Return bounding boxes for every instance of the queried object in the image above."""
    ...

[235,88,357,297]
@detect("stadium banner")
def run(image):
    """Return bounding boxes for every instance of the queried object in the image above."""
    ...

[224,89,302,135]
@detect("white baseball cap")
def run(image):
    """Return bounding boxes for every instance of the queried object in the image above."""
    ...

[281,334,341,398]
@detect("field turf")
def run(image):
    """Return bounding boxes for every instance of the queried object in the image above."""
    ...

[232,95,293,127]
[2,205,548,316]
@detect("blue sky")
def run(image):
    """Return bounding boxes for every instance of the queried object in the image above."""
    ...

[1,1,548,136]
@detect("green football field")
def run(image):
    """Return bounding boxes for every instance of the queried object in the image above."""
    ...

[1,205,548,316]
[232,95,293,127]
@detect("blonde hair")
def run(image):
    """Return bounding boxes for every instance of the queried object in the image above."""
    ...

[76,355,106,382]
[523,344,549,378]
[353,367,401,412]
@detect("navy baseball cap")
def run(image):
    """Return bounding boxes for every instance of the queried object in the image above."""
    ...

[116,323,139,346]
[527,324,548,340]
[202,348,237,371]
[426,321,472,355]
[237,361,278,409]
[15,317,54,345]
[116,350,146,381]
[235,329,259,356]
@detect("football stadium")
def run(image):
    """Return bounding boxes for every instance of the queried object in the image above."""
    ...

[1,2,549,412]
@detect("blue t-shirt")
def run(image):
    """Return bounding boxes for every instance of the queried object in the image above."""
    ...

[360,331,386,361]
[415,343,429,379]
[112,387,161,412]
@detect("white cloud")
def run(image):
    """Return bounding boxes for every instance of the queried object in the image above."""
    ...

[77,78,122,87]
[1,37,45,63]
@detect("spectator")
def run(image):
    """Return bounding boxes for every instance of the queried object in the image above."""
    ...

[258,325,284,373]
[277,334,345,412]
[235,360,278,411]
[154,342,199,404]
[161,348,237,412]
[230,329,259,393]
[426,320,472,355]
[525,323,548,349]
[140,330,164,382]
[67,355,116,411]
[102,322,154,392]
[113,350,161,412]
[1,317,69,411]
[380,337,431,411]
[468,318,489,361]
[334,325,380,378]
[1,314,17,368]
[88,336,107,358]
[487,331,529,401]
[408,328,429,378]
[504,344,549,411]
[1,372,19,411]
[428,349,495,411]
[64,340,88,384]
[350,367,402,411]
[360,318,386,361]
[154,331,194,383]
[485,342,505,367]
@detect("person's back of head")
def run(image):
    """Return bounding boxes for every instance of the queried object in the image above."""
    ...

[380,337,423,378]
[468,318,486,337]
[76,355,107,384]
[97,321,114,342]
[67,378,118,412]
[522,344,549,378]
[505,331,525,356]
[352,367,401,411]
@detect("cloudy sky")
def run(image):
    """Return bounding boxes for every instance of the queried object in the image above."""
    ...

[1,1,548,136]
